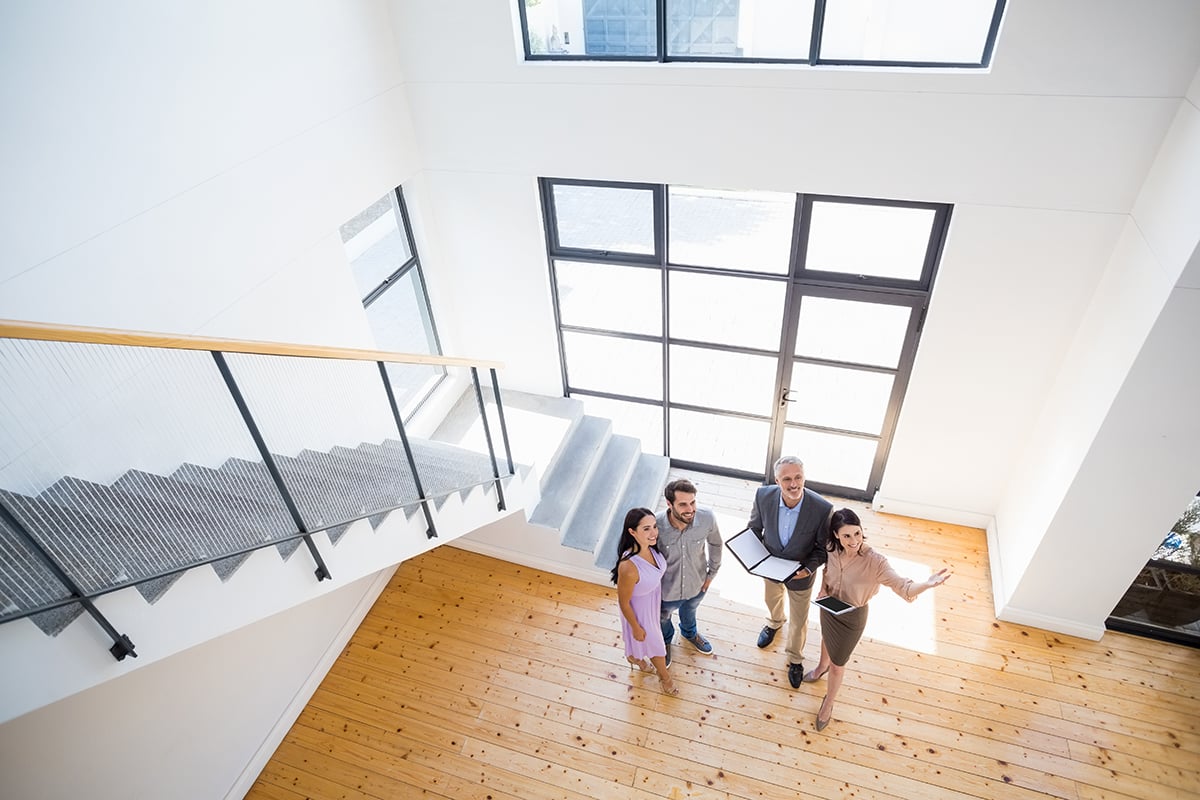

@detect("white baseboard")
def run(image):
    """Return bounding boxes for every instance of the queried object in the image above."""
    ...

[451,537,611,587]
[870,494,994,530]
[996,604,1106,641]
[224,565,398,800]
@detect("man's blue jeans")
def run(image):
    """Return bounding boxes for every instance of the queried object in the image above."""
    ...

[660,591,706,643]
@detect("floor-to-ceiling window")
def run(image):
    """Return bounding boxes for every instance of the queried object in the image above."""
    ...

[540,178,950,501]
[339,187,444,419]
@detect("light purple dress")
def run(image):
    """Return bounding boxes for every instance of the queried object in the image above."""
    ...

[620,549,668,660]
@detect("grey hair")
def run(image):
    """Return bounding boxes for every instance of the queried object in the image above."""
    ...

[773,455,804,475]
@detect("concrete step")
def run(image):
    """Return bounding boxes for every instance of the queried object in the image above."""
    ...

[527,415,611,531]
[432,388,582,494]
[560,434,641,552]
[593,453,671,572]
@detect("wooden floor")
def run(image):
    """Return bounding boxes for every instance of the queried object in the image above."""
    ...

[245,499,1200,800]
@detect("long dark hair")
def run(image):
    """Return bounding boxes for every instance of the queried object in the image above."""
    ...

[610,507,658,584]
[826,507,866,553]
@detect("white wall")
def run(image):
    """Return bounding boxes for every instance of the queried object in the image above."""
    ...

[0,0,447,795]
[0,0,414,345]
[388,0,1200,526]
[991,69,1200,635]
[0,569,388,800]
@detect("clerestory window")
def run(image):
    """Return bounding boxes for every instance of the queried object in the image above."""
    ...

[520,0,1006,68]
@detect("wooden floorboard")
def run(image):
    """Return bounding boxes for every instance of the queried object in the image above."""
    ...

[245,500,1200,799]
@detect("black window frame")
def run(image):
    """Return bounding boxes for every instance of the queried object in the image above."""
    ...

[518,0,1007,69]
[538,176,952,498]
[346,186,447,420]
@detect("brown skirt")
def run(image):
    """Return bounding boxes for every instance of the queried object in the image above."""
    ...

[819,602,869,667]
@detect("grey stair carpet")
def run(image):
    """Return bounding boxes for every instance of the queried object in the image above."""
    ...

[2,433,528,638]
[528,415,611,530]
[0,489,181,604]
[174,461,310,559]
[382,439,498,508]
[0,514,85,636]
[329,443,421,532]
[158,465,305,562]
[593,453,671,572]
[115,469,290,577]
[560,434,641,552]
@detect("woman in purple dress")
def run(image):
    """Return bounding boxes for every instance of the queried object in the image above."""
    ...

[611,507,678,695]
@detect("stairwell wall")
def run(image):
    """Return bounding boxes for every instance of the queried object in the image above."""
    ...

[0,1,459,796]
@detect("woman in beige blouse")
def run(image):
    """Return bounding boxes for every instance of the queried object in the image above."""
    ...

[804,507,950,732]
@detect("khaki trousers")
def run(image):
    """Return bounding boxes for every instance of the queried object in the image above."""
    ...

[763,579,813,665]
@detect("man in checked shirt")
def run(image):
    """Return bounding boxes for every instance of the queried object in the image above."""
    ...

[655,479,723,665]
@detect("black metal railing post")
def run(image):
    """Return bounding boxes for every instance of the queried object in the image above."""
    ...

[212,351,331,581]
[489,368,515,477]
[0,498,137,661]
[471,367,506,511]
[377,361,437,539]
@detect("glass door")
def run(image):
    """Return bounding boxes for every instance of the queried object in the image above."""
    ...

[540,179,950,500]
[773,287,924,499]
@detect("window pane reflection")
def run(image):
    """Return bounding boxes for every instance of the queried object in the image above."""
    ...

[670,271,784,350]
[820,0,998,64]
[556,261,661,335]
[666,0,815,59]
[782,427,876,491]
[670,409,770,473]
[563,332,662,399]
[806,202,934,281]
[787,364,893,435]
[340,193,412,297]
[554,184,655,254]
[670,345,776,417]
[669,186,794,274]
[794,296,910,368]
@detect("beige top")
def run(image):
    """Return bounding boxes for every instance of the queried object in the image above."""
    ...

[819,544,918,608]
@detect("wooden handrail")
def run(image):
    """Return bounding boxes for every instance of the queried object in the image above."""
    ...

[0,319,503,370]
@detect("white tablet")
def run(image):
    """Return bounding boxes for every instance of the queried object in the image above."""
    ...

[813,596,856,615]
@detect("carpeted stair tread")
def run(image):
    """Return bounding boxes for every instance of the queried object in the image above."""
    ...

[120,468,297,566]
[560,434,641,552]
[0,514,86,635]
[173,461,309,559]
[378,439,496,501]
[0,489,181,604]
[299,448,417,518]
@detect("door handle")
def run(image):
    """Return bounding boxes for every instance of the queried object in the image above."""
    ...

[780,388,796,407]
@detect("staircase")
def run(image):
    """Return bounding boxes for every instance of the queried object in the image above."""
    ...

[445,390,670,579]
[0,434,520,639]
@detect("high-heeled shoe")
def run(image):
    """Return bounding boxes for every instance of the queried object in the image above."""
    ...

[661,676,680,696]
[628,657,654,673]
[804,665,829,682]
[815,696,832,732]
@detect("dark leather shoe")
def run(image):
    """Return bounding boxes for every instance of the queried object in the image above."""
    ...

[665,644,672,668]
[788,662,805,689]
[756,625,778,648]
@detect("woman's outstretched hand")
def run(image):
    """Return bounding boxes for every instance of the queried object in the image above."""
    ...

[927,568,951,587]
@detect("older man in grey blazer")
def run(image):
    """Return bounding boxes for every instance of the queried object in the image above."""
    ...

[748,455,833,689]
